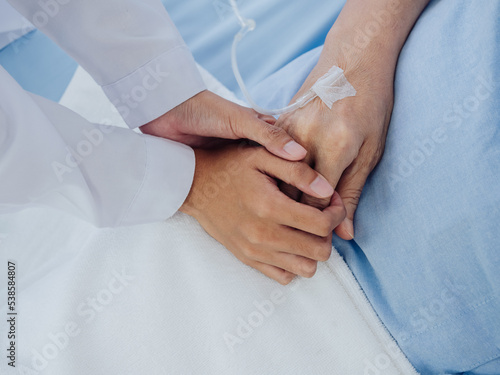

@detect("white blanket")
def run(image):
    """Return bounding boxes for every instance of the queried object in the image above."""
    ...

[0,66,418,375]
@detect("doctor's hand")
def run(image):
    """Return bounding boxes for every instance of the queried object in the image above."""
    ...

[140,90,308,162]
[179,144,346,285]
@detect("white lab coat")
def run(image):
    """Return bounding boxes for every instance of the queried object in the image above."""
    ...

[0,0,33,49]
[0,0,207,227]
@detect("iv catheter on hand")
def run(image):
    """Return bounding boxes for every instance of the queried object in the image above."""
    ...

[229,0,357,117]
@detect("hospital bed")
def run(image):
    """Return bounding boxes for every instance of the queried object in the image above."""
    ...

[1,0,499,373]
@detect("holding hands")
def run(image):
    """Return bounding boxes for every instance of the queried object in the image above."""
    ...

[143,0,430,282]
[180,145,346,285]
[141,90,346,284]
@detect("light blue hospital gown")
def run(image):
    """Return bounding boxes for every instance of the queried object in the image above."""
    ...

[247,1,500,373]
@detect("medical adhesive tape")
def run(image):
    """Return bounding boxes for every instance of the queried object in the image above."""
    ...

[229,0,356,116]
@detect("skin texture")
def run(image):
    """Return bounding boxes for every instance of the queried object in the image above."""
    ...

[277,0,431,240]
[140,90,308,161]
[140,90,340,283]
[180,145,346,285]
[139,0,430,283]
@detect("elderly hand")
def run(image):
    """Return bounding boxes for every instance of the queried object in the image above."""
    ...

[276,0,430,239]
[277,51,393,240]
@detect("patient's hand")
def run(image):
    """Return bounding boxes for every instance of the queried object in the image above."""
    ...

[179,144,346,285]
[276,0,430,240]
[276,53,393,240]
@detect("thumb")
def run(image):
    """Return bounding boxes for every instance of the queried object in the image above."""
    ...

[234,116,308,161]
[257,113,277,125]
[334,163,371,241]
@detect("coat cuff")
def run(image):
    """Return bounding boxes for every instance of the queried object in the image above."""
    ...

[119,134,195,226]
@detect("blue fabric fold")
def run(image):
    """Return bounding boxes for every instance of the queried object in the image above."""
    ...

[252,1,500,373]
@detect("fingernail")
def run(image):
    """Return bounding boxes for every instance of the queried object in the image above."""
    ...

[283,140,307,158]
[343,218,354,239]
[310,176,334,198]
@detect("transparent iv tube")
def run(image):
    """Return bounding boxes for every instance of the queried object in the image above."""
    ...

[229,0,312,116]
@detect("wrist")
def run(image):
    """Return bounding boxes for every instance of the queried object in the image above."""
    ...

[324,0,429,72]
[323,25,400,76]
[140,90,208,138]
[179,148,207,218]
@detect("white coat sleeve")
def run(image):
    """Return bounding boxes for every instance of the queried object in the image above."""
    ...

[7,0,207,129]
[0,66,195,227]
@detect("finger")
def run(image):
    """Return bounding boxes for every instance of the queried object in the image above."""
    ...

[322,191,348,230]
[262,193,344,241]
[233,118,308,161]
[334,159,372,240]
[258,152,334,200]
[278,151,315,201]
[300,156,350,209]
[239,206,335,262]
[242,106,277,126]
[271,226,333,261]
[301,135,361,209]
[251,250,318,279]
[251,260,296,285]
[257,113,277,125]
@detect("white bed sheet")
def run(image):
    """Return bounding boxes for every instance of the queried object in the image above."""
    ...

[0,66,418,375]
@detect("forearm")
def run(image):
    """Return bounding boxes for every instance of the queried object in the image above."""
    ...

[316,0,430,77]
[295,0,429,99]
[333,0,429,53]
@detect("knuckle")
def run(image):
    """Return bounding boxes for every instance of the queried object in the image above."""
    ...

[293,239,314,258]
[331,122,359,153]
[242,242,260,258]
[279,273,295,285]
[316,244,332,262]
[338,202,348,220]
[264,125,285,141]
[303,195,330,210]
[358,142,386,172]
[289,162,311,181]
[300,260,318,278]
[255,199,273,219]
[317,218,334,237]
[341,189,362,208]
